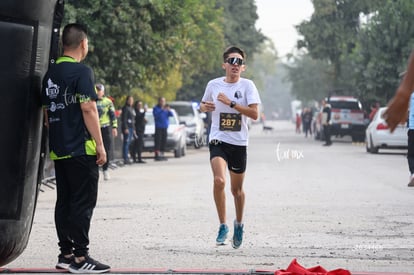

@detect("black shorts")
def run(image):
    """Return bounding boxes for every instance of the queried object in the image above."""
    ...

[209,140,247,174]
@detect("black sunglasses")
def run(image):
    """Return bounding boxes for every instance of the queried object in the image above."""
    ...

[226,57,245,66]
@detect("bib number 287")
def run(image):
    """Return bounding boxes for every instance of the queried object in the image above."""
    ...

[219,113,241,131]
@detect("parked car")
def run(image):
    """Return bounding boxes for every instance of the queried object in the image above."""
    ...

[142,109,187,158]
[328,96,367,142]
[168,101,205,148]
[365,107,408,154]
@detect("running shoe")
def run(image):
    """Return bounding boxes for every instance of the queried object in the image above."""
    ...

[216,224,229,245]
[232,221,244,249]
[56,254,74,270]
[68,255,110,274]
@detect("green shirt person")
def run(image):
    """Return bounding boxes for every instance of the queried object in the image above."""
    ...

[96,84,118,180]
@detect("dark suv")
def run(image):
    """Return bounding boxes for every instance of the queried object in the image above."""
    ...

[327,96,366,142]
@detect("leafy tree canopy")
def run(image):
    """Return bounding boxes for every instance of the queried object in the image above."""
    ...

[62,0,264,107]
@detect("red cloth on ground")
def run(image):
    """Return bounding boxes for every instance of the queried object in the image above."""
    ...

[275,258,351,275]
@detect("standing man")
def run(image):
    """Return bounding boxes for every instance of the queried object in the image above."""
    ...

[121,95,135,165]
[153,97,172,161]
[41,23,110,273]
[199,46,261,249]
[321,99,332,146]
[96,84,118,180]
[131,100,147,163]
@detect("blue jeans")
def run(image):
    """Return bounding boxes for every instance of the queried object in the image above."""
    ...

[123,127,133,161]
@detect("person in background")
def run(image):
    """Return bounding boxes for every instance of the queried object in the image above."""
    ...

[295,112,301,133]
[121,95,135,165]
[199,46,261,249]
[131,100,147,163]
[41,23,110,273]
[203,110,212,144]
[152,97,172,161]
[321,99,332,146]
[369,102,380,122]
[302,107,313,138]
[96,84,117,180]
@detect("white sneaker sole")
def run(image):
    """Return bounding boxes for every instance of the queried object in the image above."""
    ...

[68,267,110,274]
[231,240,242,249]
[216,239,229,246]
[56,263,70,270]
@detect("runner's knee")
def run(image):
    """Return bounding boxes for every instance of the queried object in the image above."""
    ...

[214,176,225,190]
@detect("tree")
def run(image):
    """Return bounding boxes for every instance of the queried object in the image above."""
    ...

[296,0,379,87]
[177,0,266,101]
[63,0,224,106]
[286,54,333,103]
[350,0,414,104]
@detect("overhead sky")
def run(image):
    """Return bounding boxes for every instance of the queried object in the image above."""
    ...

[255,0,314,57]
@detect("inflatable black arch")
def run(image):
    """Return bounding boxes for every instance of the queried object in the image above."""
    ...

[0,0,64,266]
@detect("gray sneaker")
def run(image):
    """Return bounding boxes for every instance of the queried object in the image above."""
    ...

[232,221,244,249]
[216,224,229,245]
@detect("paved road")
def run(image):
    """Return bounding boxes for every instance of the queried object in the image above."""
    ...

[4,120,414,273]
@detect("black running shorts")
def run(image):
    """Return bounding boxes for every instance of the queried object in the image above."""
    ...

[209,139,247,174]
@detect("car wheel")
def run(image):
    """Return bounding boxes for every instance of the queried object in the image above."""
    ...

[175,137,186,158]
[182,142,187,156]
[174,147,182,158]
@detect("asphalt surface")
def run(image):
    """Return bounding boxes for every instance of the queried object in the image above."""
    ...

[3,120,414,273]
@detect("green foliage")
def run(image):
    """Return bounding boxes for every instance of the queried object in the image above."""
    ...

[250,41,293,119]
[350,0,414,104]
[296,0,377,86]
[177,0,266,101]
[63,0,223,102]
[289,0,414,109]
[286,54,333,103]
[62,0,264,105]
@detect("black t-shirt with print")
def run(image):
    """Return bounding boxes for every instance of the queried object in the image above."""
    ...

[41,56,96,159]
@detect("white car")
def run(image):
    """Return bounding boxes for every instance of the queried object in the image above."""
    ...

[365,107,408,153]
[142,109,187,158]
[168,101,205,148]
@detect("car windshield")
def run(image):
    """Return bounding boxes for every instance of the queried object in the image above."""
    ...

[169,115,178,125]
[146,113,154,125]
[170,105,194,117]
[329,101,361,110]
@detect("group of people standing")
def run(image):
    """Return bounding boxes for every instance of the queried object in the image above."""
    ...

[120,95,173,163]
[119,95,147,165]
[95,87,148,182]
[295,100,331,146]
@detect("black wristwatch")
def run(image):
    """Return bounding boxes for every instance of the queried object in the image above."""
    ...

[230,101,236,108]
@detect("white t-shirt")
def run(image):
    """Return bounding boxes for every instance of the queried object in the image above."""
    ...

[201,77,261,146]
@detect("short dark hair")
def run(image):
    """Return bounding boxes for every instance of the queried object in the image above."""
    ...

[95,83,104,91]
[62,23,88,50]
[223,46,245,62]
